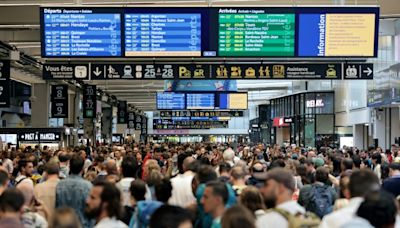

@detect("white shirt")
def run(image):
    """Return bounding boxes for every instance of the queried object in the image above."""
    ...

[95,217,128,228]
[116,177,135,206]
[319,197,364,228]
[168,171,196,207]
[256,200,305,228]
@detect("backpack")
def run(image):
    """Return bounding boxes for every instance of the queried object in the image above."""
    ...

[129,201,163,228]
[307,184,334,218]
[269,208,320,228]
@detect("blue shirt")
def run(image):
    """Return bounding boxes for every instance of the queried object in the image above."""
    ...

[56,174,93,228]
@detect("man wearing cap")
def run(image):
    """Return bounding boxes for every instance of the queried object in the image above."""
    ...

[255,168,306,228]
[382,162,400,197]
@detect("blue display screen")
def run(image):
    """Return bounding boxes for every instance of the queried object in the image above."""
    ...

[42,9,122,57]
[186,93,215,109]
[218,94,229,109]
[125,13,201,57]
[157,92,185,110]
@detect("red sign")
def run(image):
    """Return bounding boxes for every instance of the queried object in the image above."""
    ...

[273,117,289,127]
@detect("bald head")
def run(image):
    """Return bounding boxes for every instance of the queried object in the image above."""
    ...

[183,156,195,172]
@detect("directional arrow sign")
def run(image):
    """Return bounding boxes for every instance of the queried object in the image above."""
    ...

[363,67,373,76]
[93,67,102,77]
[343,63,374,80]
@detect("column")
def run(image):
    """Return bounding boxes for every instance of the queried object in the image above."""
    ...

[353,124,364,149]
[101,107,112,144]
[31,83,50,128]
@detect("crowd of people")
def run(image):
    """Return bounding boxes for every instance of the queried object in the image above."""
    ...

[0,142,398,228]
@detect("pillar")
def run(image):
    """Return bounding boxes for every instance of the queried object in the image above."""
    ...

[31,83,50,128]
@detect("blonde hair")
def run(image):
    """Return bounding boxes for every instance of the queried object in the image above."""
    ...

[144,159,163,186]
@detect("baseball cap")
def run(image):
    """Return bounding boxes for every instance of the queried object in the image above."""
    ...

[252,168,295,192]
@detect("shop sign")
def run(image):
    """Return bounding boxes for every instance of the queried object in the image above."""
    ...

[273,117,289,127]
[306,99,325,108]
[284,117,293,123]
[18,132,61,142]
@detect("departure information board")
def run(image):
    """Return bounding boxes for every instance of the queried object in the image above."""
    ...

[186,93,215,109]
[218,12,295,56]
[42,8,121,57]
[218,93,248,109]
[125,14,201,57]
[40,7,379,58]
[298,13,376,57]
[157,92,185,110]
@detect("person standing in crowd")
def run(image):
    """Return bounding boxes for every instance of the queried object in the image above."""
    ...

[85,181,127,228]
[238,186,265,219]
[149,205,193,228]
[371,153,382,181]
[382,162,400,197]
[255,168,307,227]
[0,188,25,228]
[221,205,255,228]
[116,156,138,207]
[15,158,34,187]
[0,169,9,195]
[34,161,60,217]
[342,190,397,228]
[169,154,196,207]
[320,169,380,228]
[56,154,93,228]
[201,181,229,228]
[58,151,70,179]
[298,167,336,218]
[230,166,247,196]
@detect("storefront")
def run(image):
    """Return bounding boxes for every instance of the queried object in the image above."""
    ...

[269,91,335,148]
[0,128,64,150]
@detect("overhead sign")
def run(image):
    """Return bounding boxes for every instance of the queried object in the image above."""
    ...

[83,85,97,118]
[51,85,68,118]
[18,132,62,142]
[157,92,185,110]
[41,8,121,57]
[0,60,10,108]
[43,64,90,80]
[212,63,342,80]
[127,112,135,129]
[43,62,373,80]
[135,115,142,130]
[117,101,127,124]
[41,7,379,58]
[90,63,209,80]
[306,99,325,108]
[343,63,374,80]
[160,110,243,118]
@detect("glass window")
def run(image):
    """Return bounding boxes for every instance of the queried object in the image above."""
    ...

[315,93,334,114]
[300,94,304,115]
[304,117,315,147]
[316,115,334,134]
[305,93,316,114]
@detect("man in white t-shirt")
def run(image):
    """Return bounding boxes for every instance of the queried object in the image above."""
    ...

[169,154,196,207]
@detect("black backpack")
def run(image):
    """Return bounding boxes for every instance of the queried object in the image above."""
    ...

[306,184,334,218]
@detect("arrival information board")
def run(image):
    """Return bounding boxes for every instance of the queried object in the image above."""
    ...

[218,11,295,56]
[42,8,121,57]
[125,14,201,57]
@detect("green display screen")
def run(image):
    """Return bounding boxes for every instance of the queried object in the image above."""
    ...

[218,14,295,56]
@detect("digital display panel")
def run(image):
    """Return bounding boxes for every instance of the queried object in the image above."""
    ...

[125,14,201,57]
[157,92,185,110]
[218,93,248,109]
[186,93,215,109]
[42,8,122,57]
[298,12,377,57]
[218,11,295,56]
[40,7,379,58]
